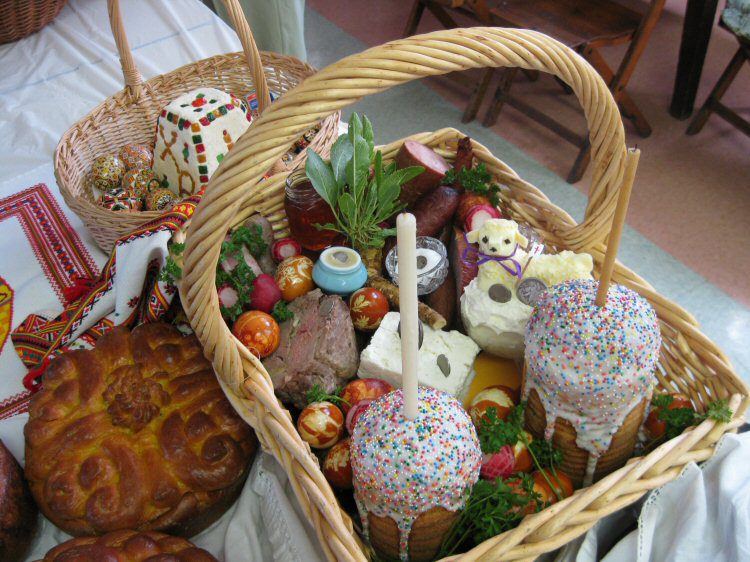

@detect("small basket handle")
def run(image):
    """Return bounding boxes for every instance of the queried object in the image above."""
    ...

[107,0,270,109]
[182,27,632,562]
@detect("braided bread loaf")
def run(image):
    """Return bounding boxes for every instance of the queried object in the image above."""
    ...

[24,323,257,537]
[37,529,217,561]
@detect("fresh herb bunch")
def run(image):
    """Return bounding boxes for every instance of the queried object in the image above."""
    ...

[444,162,501,206]
[215,224,267,322]
[476,404,525,453]
[158,242,185,285]
[271,301,293,323]
[305,113,424,249]
[652,394,733,440]
[438,474,541,557]
[528,439,563,470]
[306,384,349,407]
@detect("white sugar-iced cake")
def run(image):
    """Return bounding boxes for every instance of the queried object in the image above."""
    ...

[152,87,251,198]
[359,312,480,400]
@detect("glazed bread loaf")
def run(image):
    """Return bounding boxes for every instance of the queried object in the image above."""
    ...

[24,323,257,537]
[37,529,218,561]
[0,440,37,561]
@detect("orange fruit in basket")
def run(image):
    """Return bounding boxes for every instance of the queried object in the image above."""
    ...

[231,310,280,358]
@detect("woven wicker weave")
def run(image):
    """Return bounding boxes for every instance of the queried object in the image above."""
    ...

[0,0,68,44]
[180,27,749,562]
[54,0,339,253]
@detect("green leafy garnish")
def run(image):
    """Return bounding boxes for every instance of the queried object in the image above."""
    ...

[306,384,349,407]
[444,162,501,206]
[476,403,525,454]
[158,243,185,285]
[651,394,733,440]
[438,475,541,557]
[528,439,563,470]
[271,300,293,323]
[304,113,424,249]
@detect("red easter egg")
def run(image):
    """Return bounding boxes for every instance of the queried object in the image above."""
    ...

[340,379,394,414]
[232,311,280,358]
[349,288,389,332]
[323,438,352,489]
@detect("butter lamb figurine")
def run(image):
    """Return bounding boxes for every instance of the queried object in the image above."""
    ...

[461,218,594,359]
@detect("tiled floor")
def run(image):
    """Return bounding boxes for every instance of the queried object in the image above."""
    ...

[303,2,750,382]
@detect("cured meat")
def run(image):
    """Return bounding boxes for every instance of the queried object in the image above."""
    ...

[396,140,451,207]
[413,185,461,238]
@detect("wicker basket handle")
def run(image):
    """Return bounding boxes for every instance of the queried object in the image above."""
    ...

[107,0,270,109]
[181,27,632,562]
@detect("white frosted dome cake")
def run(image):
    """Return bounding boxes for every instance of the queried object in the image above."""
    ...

[524,279,662,460]
[350,386,481,561]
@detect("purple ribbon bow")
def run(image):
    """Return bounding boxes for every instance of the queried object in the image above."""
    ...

[462,232,524,279]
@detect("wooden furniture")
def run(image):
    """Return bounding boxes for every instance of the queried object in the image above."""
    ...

[687,23,750,137]
[670,0,720,120]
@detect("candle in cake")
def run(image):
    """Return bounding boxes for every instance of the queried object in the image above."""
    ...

[396,213,419,420]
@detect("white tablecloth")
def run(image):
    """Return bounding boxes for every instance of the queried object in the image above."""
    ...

[0,1,325,560]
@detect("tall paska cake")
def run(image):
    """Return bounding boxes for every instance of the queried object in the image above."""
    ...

[24,323,257,537]
[523,279,662,487]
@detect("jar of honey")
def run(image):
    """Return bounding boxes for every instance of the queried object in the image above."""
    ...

[284,169,340,251]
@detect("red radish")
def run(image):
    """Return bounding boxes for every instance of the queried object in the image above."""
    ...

[250,274,282,313]
[465,204,502,233]
[221,234,262,276]
[480,445,515,480]
[456,192,491,225]
[346,399,373,435]
[218,284,238,309]
[272,238,302,263]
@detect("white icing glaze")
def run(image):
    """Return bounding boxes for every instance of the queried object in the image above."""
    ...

[524,280,661,458]
[350,387,481,560]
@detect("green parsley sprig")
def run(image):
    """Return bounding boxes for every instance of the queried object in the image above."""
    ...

[652,395,733,440]
[271,301,293,323]
[305,384,349,408]
[444,162,501,206]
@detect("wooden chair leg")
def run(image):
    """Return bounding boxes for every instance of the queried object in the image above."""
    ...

[687,46,747,135]
[568,139,591,183]
[584,47,651,137]
[482,68,519,127]
[403,0,426,37]
[463,68,495,123]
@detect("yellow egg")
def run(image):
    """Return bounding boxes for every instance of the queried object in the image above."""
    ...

[464,352,521,408]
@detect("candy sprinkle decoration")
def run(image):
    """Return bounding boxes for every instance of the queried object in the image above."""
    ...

[524,279,662,457]
[350,386,481,561]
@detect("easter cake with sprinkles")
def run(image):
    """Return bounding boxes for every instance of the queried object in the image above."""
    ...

[523,279,662,486]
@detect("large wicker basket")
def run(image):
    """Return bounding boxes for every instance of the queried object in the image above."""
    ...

[0,0,68,44]
[54,0,339,253]
[180,28,749,561]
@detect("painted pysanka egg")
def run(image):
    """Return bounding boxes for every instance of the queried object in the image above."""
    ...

[99,188,142,212]
[297,401,344,449]
[87,154,126,193]
[232,310,280,359]
[118,143,153,170]
[349,287,389,331]
[275,255,314,301]
[145,188,176,212]
[122,168,161,200]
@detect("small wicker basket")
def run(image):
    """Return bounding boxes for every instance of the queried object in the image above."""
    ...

[54,0,339,253]
[180,28,749,562]
[0,0,68,44]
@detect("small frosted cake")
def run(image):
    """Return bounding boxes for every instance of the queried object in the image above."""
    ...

[350,387,481,561]
[523,279,662,486]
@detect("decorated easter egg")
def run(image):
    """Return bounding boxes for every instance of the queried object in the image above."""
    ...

[340,378,394,415]
[297,401,344,449]
[468,384,518,426]
[348,287,389,332]
[145,188,177,212]
[275,255,314,302]
[99,188,142,212]
[323,437,353,489]
[231,310,280,358]
[88,155,126,193]
[122,168,160,200]
[118,143,153,170]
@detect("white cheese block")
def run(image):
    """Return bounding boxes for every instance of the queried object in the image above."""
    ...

[359,312,480,401]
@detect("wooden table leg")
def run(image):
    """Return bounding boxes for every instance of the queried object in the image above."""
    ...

[670,0,720,120]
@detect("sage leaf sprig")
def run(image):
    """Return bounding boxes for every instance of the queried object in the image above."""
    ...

[304,113,424,249]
